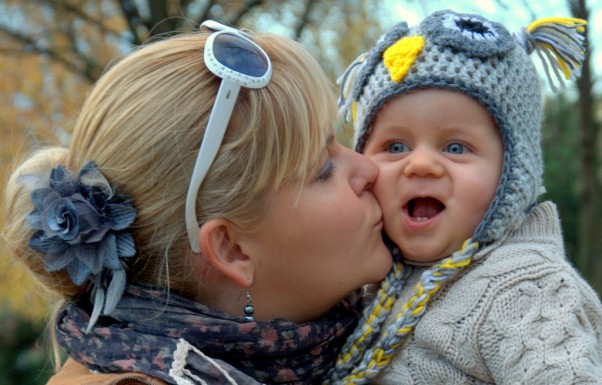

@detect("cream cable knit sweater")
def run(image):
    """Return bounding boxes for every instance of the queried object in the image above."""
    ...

[375,201,602,385]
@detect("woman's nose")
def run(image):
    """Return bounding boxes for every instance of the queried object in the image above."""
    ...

[348,149,379,196]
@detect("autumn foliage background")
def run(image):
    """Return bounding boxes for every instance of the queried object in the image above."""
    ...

[0,1,600,384]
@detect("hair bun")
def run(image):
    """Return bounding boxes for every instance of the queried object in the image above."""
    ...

[3,146,83,299]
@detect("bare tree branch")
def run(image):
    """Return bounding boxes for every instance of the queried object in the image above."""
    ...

[63,18,104,81]
[197,0,218,26]
[36,0,123,39]
[118,0,144,45]
[147,0,173,35]
[229,0,264,26]
[0,26,95,82]
[294,0,317,40]
[193,0,264,29]
[0,47,32,54]
[173,0,195,29]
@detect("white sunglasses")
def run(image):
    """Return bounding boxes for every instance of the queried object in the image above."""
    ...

[185,20,272,252]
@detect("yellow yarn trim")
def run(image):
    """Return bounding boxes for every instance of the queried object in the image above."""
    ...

[383,36,425,83]
[526,17,587,80]
[526,17,587,33]
[336,261,403,365]
[341,239,479,384]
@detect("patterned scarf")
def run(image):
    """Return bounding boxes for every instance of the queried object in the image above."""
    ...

[56,284,361,384]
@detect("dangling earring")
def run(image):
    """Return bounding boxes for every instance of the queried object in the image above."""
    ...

[244,289,255,321]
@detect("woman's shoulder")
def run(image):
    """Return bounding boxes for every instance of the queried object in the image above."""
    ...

[47,358,167,385]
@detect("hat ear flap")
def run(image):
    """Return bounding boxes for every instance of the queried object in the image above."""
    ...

[516,17,587,92]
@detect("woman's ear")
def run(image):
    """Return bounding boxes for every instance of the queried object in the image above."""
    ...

[199,218,254,288]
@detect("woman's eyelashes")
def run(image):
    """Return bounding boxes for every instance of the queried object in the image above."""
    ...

[317,159,335,181]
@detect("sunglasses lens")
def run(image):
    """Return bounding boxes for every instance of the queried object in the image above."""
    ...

[213,33,269,78]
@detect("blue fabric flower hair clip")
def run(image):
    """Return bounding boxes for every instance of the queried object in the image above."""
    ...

[22,161,136,332]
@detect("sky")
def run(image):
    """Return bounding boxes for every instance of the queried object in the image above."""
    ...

[384,0,602,93]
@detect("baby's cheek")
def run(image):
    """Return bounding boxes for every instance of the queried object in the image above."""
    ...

[372,172,393,205]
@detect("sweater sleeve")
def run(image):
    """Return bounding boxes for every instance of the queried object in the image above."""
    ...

[478,263,602,385]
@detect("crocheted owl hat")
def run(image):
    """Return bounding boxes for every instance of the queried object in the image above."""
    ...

[340,9,586,245]
[328,10,586,384]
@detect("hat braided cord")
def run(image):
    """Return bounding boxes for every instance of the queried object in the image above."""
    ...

[337,239,478,385]
[325,260,406,384]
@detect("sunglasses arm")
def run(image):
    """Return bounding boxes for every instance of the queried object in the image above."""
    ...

[185,79,241,252]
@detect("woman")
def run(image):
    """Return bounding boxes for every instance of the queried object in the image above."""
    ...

[3,21,392,384]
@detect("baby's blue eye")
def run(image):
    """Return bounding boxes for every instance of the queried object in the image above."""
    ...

[388,142,409,153]
[445,143,468,154]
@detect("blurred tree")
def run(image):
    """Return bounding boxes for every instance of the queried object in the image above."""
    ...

[0,0,386,315]
[569,0,602,293]
[542,94,581,258]
[0,0,387,82]
[0,308,53,385]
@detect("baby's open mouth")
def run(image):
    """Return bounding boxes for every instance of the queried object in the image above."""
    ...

[408,197,445,221]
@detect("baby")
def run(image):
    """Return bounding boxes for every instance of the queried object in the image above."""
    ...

[329,10,602,385]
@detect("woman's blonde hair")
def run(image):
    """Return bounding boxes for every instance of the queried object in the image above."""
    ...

[3,29,336,301]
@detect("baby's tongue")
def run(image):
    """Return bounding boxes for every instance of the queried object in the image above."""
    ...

[410,197,444,219]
